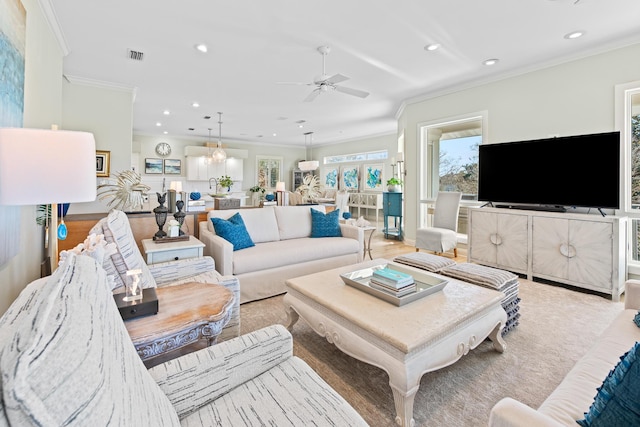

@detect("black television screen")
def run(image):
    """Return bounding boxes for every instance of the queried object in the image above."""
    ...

[478,131,620,210]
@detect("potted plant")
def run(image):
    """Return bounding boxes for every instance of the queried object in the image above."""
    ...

[218,175,234,192]
[249,185,266,205]
[386,177,403,192]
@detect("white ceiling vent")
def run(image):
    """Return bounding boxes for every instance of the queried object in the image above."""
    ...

[127,49,144,61]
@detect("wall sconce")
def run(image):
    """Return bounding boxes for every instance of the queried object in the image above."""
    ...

[396,151,406,178]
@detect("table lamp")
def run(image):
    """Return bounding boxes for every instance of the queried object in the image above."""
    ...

[0,127,97,272]
[275,181,286,206]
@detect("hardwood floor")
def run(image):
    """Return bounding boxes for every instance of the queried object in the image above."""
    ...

[367,220,467,263]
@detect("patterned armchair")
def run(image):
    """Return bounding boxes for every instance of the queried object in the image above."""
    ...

[89,209,240,342]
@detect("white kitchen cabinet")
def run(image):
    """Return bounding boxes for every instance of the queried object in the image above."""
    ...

[185,156,228,182]
[225,158,244,181]
[468,207,627,301]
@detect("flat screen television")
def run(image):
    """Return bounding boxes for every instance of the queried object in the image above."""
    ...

[478,131,620,210]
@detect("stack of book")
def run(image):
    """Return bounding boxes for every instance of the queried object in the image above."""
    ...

[369,267,416,297]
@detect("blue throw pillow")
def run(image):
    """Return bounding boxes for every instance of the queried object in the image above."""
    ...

[577,341,640,427]
[210,213,255,251]
[634,311,640,328]
[310,208,342,238]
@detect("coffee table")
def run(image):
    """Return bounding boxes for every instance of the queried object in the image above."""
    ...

[283,259,507,427]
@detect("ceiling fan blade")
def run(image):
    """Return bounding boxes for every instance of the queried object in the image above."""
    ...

[304,89,320,102]
[325,73,350,85]
[276,81,312,86]
[335,85,370,98]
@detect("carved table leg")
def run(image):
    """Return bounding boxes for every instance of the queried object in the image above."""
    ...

[390,384,417,427]
[285,306,299,331]
[489,323,507,353]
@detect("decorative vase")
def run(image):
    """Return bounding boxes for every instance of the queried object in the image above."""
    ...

[153,192,168,240]
[388,184,402,192]
[342,212,352,220]
[190,191,201,200]
[265,194,275,202]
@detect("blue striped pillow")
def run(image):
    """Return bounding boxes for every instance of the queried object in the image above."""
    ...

[310,208,342,238]
[211,213,255,251]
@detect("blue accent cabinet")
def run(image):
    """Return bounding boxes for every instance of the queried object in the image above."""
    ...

[383,192,403,240]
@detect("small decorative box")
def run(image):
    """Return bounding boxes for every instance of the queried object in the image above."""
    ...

[113,288,159,320]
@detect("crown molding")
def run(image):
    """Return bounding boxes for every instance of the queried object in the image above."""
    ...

[36,0,70,56]
[64,75,137,100]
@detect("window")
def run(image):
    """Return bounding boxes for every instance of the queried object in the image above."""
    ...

[418,113,485,236]
[618,82,640,268]
[256,156,282,189]
[324,150,387,164]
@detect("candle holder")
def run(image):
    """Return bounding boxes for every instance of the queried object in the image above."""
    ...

[153,192,168,240]
[174,200,186,236]
[124,269,143,302]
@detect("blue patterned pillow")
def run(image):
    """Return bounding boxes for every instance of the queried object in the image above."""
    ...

[210,213,255,251]
[577,341,640,426]
[310,208,342,238]
[634,311,640,328]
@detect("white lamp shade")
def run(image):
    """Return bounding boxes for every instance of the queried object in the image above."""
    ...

[275,181,286,192]
[298,160,319,171]
[0,128,97,205]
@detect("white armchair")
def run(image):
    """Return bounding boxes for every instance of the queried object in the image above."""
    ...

[89,209,240,342]
[415,191,462,257]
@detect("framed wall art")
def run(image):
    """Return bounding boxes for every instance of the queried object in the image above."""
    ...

[362,163,384,192]
[96,150,110,177]
[145,158,163,174]
[163,158,181,174]
[321,166,339,190]
[340,165,360,191]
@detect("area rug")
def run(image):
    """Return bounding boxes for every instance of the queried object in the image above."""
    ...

[240,278,624,427]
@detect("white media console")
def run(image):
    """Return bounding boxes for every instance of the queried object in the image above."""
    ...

[468,207,627,301]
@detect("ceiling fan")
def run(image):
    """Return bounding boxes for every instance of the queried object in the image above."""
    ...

[279,46,370,102]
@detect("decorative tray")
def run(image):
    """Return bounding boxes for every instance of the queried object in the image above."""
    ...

[152,234,190,243]
[340,262,447,306]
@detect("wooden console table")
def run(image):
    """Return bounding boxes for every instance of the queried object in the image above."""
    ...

[123,282,234,362]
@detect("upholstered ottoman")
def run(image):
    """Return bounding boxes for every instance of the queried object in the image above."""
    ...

[394,253,520,335]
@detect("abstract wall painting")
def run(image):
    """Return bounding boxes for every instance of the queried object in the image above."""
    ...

[362,163,384,192]
[0,0,26,267]
[340,165,360,191]
[321,166,339,189]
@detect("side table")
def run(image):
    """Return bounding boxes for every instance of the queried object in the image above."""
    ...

[123,282,234,362]
[362,226,376,260]
[142,235,204,264]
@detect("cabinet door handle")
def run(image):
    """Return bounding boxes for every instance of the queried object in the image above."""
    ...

[559,244,577,258]
[490,233,502,246]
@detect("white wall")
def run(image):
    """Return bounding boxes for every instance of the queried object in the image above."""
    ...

[62,81,135,214]
[0,0,65,315]
[399,42,640,242]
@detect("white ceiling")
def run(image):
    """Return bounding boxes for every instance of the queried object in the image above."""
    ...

[50,0,640,147]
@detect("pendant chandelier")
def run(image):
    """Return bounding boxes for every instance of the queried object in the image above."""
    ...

[298,132,319,171]
[211,112,227,163]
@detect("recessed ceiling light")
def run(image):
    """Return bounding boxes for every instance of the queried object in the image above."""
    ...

[163,110,170,115]
[192,102,200,108]
[155,122,162,127]
[272,133,277,137]
[424,44,440,51]
[483,58,499,66]
[564,31,584,39]
[195,44,208,53]
[163,131,168,134]
[298,124,304,128]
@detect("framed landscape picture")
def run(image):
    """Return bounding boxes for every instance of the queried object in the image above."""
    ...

[145,158,163,174]
[321,166,339,190]
[164,158,181,174]
[340,165,359,191]
[362,163,384,191]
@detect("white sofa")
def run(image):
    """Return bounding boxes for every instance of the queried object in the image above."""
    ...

[0,254,368,426]
[199,205,363,303]
[489,280,640,426]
